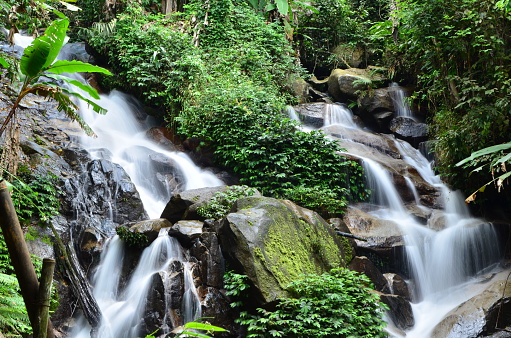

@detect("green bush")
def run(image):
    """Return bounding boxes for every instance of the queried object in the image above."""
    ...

[10,172,60,227]
[85,0,368,216]
[116,226,149,249]
[197,185,258,220]
[225,269,388,337]
[391,0,511,198]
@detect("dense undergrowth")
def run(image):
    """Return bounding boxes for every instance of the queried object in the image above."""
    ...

[84,0,369,217]
[224,269,388,337]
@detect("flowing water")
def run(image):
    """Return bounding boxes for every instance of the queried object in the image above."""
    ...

[323,103,358,128]
[48,45,217,336]
[9,35,504,336]
[74,89,223,219]
[389,82,414,119]
[297,98,503,336]
[73,230,200,338]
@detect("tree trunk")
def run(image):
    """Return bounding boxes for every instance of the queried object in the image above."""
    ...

[0,180,54,338]
[161,0,187,14]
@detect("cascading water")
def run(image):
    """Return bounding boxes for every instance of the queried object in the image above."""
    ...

[323,103,358,128]
[294,100,503,336]
[44,45,219,335]
[360,145,502,337]
[73,88,223,219]
[389,82,414,119]
[73,230,200,338]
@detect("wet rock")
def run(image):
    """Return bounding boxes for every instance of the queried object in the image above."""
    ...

[219,197,347,304]
[293,102,325,128]
[140,273,167,336]
[198,287,238,337]
[327,68,384,101]
[384,273,412,301]
[432,274,511,337]
[146,127,179,150]
[172,220,204,238]
[389,116,428,148]
[190,233,225,288]
[323,124,402,159]
[343,206,408,275]
[357,88,395,122]
[160,186,230,223]
[129,218,172,243]
[349,256,390,294]
[373,110,394,132]
[379,293,415,331]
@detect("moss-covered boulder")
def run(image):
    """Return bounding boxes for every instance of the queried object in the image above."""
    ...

[219,196,348,304]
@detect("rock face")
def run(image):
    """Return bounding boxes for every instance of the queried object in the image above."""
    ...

[219,196,348,304]
[160,186,230,223]
[389,116,428,147]
[432,273,511,337]
[327,68,385,102]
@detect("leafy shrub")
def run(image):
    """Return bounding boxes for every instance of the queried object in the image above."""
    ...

[116,226,149,249]
[225,269,388,337]
[391,0,511,199]
[85,0,368,216]
[10,172,60,226]
[0,273,31,337]
[197,185,258,220]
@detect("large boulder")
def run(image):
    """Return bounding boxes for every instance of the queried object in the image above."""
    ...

[327,68,384,102]
[389,116,428,148]
[160,186,230,223]
[432,273,511,337]
[219,196,348,304]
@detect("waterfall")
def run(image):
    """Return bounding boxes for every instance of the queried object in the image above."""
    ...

[323,103,357,128]
[389,82,414,119]
[75,89,223,219]
[359,150,502,338]
[73,230,199,338]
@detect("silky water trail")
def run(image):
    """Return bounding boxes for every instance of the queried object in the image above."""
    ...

[292,103,504,336]
[51,50,222,336]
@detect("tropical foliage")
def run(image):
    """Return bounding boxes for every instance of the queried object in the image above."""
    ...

[225,269,388,337]
[389,0,511,203]
[84,0,368,216]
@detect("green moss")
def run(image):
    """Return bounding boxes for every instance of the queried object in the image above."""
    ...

[341,237,353,263]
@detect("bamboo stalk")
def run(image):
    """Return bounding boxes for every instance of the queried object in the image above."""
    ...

[0,180,54,337]
[37,259,55,338]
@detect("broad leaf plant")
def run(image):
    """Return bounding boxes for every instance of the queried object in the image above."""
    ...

[0,17,112,137]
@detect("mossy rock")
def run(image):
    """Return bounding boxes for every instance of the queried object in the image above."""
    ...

[219,196,347,304]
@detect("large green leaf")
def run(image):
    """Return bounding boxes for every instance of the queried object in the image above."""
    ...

[275,0,289,15]
[56,85,108,115]
[20,19,69,78]
[44,73,100,99]
[456,141,511,166]
[184,321,227,332]
[0,57,8,69]
[46,60,112,75]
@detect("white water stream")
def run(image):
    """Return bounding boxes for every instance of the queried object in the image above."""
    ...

[389,82,414,120]
[296,101,503,336]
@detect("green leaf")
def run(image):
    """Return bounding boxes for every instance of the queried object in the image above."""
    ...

[180,332,211,338]
[44,73,100,99]
[46,60,112,75]
[184,321,228,332]
[275,0,289,15]
[21,19,69,78]
[57,85,107,115]
[456,142,511,166]
[0,57,8,69]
